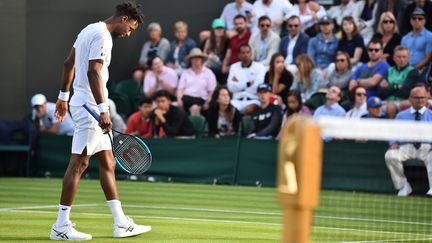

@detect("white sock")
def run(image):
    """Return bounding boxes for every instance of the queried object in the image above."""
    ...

[55,204,71,227]
[107,199,128,225]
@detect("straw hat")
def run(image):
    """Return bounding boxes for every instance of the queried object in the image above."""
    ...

[185,48,208,63]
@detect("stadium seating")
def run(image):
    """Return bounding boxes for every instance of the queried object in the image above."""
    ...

[188,115,207,137]
[108,93,131,119]
[106,80,116,95]
[111,79,142,117]
[0,120,35,176]
[240,116,253,136]
[114,79,141,97]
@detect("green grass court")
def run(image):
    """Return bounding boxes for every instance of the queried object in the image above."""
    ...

[0,178,431,242]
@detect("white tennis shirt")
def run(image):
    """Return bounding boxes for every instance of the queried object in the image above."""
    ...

[70,22,113,107]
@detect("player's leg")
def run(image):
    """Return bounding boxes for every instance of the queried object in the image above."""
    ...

[50,104,100,241]
[97,150,118,200]
[96,150,127,226]
[96,150,152,238]
[50,150,92,241]
[60,152,91,205]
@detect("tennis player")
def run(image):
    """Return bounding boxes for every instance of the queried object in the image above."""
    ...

[51,2,151,240]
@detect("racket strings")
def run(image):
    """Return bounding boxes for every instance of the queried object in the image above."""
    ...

[113,134,152,174]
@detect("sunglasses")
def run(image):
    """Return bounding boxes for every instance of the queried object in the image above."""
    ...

[368,48,381,52]
[320,22,331,26]
[335,59,346,63]
[411,17,425,21]
[260,24,270,28]
[383,20,394,24]
[288,24,299,28]
[355,93,367,97]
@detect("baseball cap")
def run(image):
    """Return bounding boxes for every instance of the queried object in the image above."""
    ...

[367,96,382,108]
[411,7,426,17]
[318,15,333,24]
[211,18,226,29]
[257,83,271,92]
[31,94,47,107]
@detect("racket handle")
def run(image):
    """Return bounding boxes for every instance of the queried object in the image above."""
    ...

[83,103,100,122]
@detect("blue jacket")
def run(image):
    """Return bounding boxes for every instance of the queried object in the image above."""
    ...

[166,37,196,69]
[278,32,309,64]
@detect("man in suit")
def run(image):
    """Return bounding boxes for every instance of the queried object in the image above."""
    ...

[249,15,280,67]
[385,84,432,197]
[278,15,309,65]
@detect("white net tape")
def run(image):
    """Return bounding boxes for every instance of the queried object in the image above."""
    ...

[317,117,432,142]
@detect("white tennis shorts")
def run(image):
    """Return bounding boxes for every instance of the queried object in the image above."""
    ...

[70,105,112,156]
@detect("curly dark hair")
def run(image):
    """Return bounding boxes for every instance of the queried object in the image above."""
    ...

[114,1,144,24]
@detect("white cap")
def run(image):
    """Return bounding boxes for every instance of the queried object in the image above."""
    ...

[31,94,47,106]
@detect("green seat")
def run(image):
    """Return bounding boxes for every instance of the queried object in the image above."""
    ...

[305,92,326,112]
[189,115,207,137]
[109,93,131,119]
[241,116,253,136]
[113,79,141,116]
[114,79,141,97]
[106,79,116,95]
[132,94,144,112]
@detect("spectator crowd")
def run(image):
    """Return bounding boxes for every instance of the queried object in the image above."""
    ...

[27,0,432,140]
[100,0,431,140]
[23,0,432,197]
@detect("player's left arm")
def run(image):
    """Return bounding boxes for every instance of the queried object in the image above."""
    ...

[88,59,112,132]
[55,48,75,121]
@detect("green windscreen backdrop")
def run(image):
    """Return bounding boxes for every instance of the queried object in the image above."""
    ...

[30,134,430,194]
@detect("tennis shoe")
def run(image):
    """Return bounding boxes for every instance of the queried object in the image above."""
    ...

[426,188,432,196]
[397,183,412,197]
[113,216,151,238]
[50,221,92,241]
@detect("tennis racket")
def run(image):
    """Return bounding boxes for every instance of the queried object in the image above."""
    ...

[83,103,152,175]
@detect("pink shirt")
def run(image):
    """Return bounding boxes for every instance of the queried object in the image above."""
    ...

[178,67,217,100]
[143,66,178,93]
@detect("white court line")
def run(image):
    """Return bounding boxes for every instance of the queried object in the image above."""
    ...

[0,204,98,212]
[1,205,432,239]
[314,215,432,227]
[125,204,281,215]
[1,204,431,227]
[313,226,432,238]
[341,238,432,243]
[2,209,281,227]
[7,209,432,243]
[5,209,432,238]
[119,204,432,227]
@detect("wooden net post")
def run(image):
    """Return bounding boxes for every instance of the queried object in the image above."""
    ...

[277,115,322,243]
